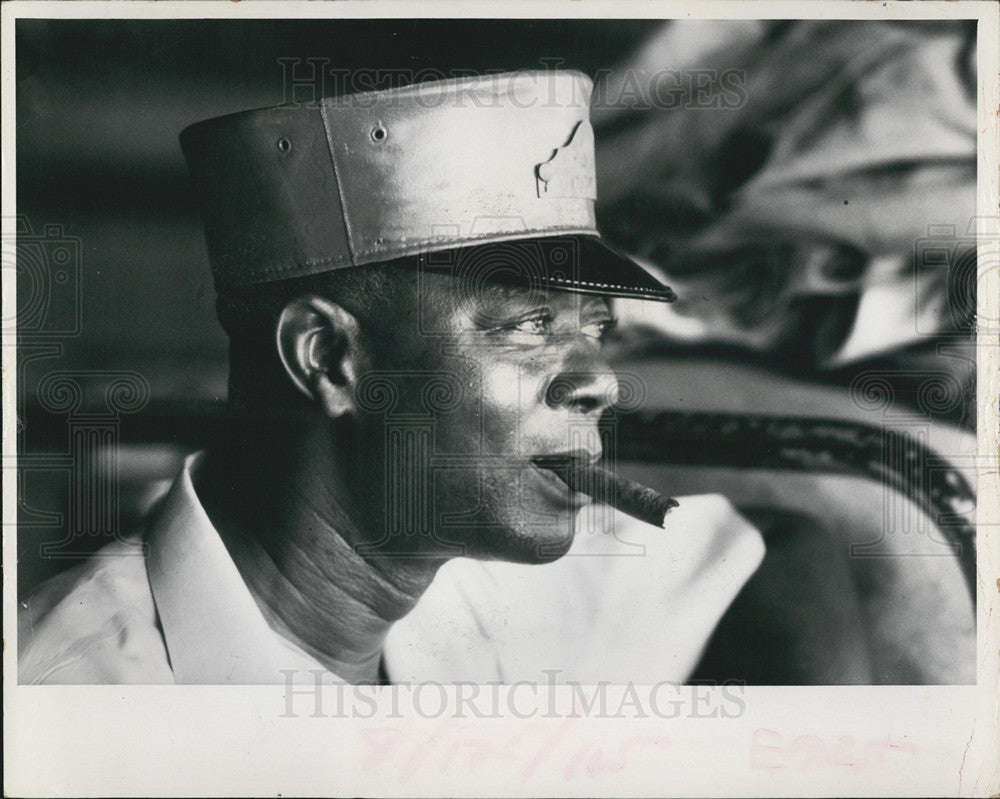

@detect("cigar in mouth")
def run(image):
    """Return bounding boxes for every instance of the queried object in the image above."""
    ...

[532,458,679,528]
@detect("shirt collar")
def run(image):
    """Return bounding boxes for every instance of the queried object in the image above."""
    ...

[145,452,333,684]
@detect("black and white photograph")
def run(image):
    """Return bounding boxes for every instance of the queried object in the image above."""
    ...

[4,2,999,796]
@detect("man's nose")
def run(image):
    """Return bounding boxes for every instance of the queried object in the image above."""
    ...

[543,360,620,416]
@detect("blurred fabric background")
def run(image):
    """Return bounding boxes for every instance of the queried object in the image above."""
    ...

[14,20,980,682]
[597,20,977,402]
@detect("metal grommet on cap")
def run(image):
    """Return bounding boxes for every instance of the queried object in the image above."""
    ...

[370,125,387,143]
[277,137,292,153]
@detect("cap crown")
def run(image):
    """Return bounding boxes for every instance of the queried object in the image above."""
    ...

[181,70,600,289]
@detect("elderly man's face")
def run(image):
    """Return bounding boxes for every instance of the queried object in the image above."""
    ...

[350,269,620,564]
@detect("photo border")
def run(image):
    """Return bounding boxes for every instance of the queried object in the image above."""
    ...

[3,2,998,796]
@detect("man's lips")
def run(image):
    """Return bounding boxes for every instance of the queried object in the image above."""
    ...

[527,464,591,509]
[530,451,602,471]
[527,451,599,509]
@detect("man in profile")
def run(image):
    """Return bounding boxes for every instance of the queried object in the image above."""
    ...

[18,71,763,684]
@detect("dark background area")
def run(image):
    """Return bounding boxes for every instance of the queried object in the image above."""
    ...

[16,19,661,394]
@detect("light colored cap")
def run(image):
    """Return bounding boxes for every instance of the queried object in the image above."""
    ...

[180,70,674,301]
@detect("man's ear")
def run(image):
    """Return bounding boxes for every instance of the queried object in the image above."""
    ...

[275,294,366,418]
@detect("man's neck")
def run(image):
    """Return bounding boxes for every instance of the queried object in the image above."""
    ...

[195,426,443,683]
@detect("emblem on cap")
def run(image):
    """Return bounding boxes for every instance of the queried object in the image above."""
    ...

[535,121,597,201]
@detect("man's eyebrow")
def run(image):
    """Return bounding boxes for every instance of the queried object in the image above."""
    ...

[475,281,549,302]
[463,282,551,314]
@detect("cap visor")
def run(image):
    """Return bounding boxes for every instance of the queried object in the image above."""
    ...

[569,236,676,302]
[416,235,676,302]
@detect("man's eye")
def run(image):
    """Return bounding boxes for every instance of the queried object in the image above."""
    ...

[581,318,618,341]
[511,314,553,336]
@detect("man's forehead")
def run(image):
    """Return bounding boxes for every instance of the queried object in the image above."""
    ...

[465,281,611,311]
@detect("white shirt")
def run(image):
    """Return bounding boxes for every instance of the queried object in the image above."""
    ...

[19,454,764,684]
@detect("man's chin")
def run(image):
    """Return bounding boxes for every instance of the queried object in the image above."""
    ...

[430,485,582,563]
[472,516,578,565]
[522,533,575,564]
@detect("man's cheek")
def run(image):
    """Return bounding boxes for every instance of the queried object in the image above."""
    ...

[478,359,523,404]
[470,361,523,445]
[478,351,556,428]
